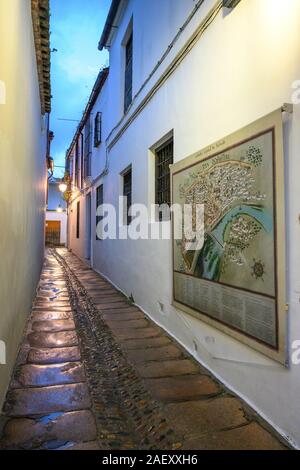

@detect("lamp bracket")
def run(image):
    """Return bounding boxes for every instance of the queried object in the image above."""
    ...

[281,103,293,114]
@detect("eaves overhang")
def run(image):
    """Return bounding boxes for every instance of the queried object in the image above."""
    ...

[98,0,123,51]
[31,0,51,114]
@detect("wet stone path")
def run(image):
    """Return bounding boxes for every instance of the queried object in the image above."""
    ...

[0,249,288,450]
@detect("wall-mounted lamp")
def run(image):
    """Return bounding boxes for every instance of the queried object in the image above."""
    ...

[59,182,68,193]
[56,205,63,213]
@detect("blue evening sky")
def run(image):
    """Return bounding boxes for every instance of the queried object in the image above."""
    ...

[50,0,111,178]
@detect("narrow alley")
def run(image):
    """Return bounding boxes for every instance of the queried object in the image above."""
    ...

[2,0,300,457]
[0,250,288,450]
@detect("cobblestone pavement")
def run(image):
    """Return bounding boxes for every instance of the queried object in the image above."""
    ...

[0,249,289,450]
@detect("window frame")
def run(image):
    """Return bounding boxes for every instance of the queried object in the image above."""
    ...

[84,118,92,179]
[76,201,80,239]
[155,138,174,221]
[96,184,104,241]
[124,31,133,114]
[123,168,132,226]
[75,140,80,188]
[94,112,102,148]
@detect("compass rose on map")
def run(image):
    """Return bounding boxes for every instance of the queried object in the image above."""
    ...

[251,258,266,281]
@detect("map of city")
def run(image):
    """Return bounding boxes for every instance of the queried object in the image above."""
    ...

[174,131,276,298]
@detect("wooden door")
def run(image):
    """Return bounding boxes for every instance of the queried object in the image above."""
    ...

[45,220,61,246]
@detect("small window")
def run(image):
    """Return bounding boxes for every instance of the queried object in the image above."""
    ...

[155,139,174,220]
[123,168,132,225]
[94,112,102,147]
[75,141,80,188]
[124,32,133,113]
[96,184,104,240]
[80,133,84,188]
[76,201,80,239]
[84,118,92,178]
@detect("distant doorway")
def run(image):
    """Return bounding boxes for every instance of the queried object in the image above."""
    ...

[45,220,61,246]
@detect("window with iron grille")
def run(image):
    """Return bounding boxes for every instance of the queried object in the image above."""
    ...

[76,201,80,239]
[94,112,102,147]
[96,184,104,241]
[84,118,92,178]
[123,168,132,225]
[124,32,133,113]
[155,139,174,221]
[75,141,80,188]
[80,133,84,188]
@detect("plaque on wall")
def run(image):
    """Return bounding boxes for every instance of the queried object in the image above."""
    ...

[171,109,287,364]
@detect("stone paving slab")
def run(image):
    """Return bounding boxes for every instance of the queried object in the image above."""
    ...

[1,410,97,449]
[82,282,110,289]
[40,280,65,283]
[34,304,72,311]
[126,345,183,364]
[144,375,220,402]
[28,347,81,364]
[182,422,286,450]
[89,289,122,296]
[135,359,200,378]
[91,295,123,302]
[32,311,72,321]
[33,306,72,313]
[64,441,100,450]
[93,302,132,310]
[32,319,75,332]
[102,311,145,321]
[112,327,161,341]
[105,319,149,329]
[120,336,172,350]
[5,383,91,416]
[36,294,69,301]
[85,285,114,292]
[14,362,85,388]
[28,331,78,348]
[99,306,140,315]
[40,286,68,290]
[164,397,248,436]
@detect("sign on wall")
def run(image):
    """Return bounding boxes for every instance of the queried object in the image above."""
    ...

[171,109,287,364]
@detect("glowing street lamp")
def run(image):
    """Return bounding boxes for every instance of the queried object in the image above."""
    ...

[59,182,67,193]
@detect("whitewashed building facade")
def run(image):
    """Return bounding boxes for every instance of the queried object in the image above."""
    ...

[66,0,300,447]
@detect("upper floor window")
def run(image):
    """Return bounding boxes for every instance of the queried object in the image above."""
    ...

[155,139,174,221]
[123,168,132,225]
[75,141,80,188]
[80,133,84,188]
[124,32,133,113]
[84,118,92,178]
[94,112,102,147]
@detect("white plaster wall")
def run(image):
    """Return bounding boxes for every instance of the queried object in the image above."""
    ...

[46,211,67,245]
[0,0,48,408]
[68,0,300,446]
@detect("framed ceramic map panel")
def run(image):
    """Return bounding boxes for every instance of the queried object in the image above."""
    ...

[171,109,287,364]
